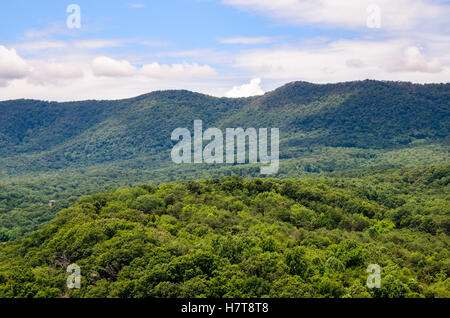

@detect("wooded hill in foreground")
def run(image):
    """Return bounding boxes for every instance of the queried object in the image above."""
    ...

[0,165,448,298]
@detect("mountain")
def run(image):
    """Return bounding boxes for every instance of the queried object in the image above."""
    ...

[0,80,448,176]
[0,80,449,240]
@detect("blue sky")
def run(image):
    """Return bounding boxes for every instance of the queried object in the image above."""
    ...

[0,1,353,47]
[0,0,449,101]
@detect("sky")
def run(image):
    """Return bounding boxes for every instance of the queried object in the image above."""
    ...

[0,0,449,101]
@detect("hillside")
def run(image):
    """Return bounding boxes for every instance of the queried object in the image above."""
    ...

[0,166,448,298]
[0,80,448,176]
[0,80,449,239]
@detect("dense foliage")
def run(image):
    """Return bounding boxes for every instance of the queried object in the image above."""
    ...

[1,142,448,241]
[0,166,448,298]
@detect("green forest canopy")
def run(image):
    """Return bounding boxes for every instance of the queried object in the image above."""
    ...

[0,165,448,298]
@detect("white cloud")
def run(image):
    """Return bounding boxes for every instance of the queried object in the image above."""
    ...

[0,48,222,101]
[141,62,217,79]
[219,36,274,44]
[386,46,442,73]
[73,39,125,49]
[13,41,67,51]
[232,38,450,83]
[25,22,80,38]
[1,24,449,102]
[12,38,166,54]
[28,62,84,85]
[128,3,145,8]
[0,73,228,102]
[0,46,29,80]
[226,78,264,97]
[0,43,221,100]
[140,40,171,47]
[222,0,450,32]
[166,49,232,65]
[91,56,137,77]
[346,59,367,69]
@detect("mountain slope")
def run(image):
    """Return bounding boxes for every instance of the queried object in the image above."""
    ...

[0,80,448,176]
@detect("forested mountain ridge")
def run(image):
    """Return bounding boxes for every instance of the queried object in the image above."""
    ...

[0,80,449,240]
[0,80,448,176]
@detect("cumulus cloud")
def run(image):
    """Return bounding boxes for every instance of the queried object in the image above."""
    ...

[225,78,264,97]
[386,46,442,73]
[0,46,29,80]
[91,57,217,79]
[219,36,274,44]
[91,56,137,77]
[141,62,217,79]
[0,44,222,100]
